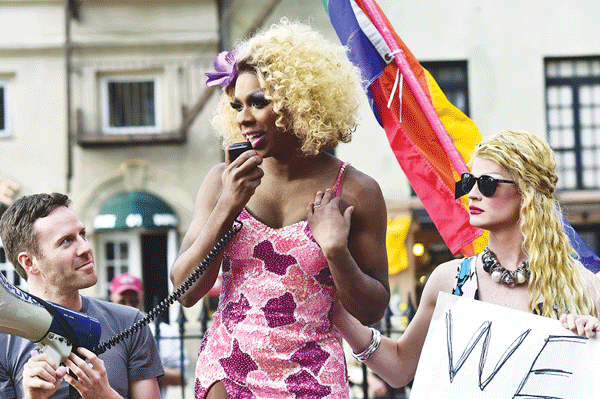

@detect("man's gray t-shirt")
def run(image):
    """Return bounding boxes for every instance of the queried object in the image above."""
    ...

[0,296,164,399]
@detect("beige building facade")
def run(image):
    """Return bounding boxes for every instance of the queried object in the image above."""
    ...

[1,1,600,396]
[1,0,221,301]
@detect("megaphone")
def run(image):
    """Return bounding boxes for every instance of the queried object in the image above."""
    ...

[0,271,101,366]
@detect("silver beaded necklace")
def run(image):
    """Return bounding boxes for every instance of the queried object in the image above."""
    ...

[481,246,530,287]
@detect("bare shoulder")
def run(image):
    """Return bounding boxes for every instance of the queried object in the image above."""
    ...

[209,162,227,175]
[194,163,226,204]
[202,163,226,191]
[422,259,462,303]
[336,164,387,240]
[341,164,383,194]
[431,258,463,280]
[338,164,385,210]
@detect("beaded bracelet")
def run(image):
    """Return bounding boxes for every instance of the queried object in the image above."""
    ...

[351,327,381,362]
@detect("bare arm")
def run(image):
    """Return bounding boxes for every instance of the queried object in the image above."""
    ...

[170,150,263,307]
[129,378,161,399]
[159,366,183,387]
[308,170,390,325]
[334,260,458,388]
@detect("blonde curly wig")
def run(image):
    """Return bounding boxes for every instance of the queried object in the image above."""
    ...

[210,19,364,155]
[471,130,596,318]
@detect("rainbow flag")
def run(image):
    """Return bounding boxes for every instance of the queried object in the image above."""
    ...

[323,0,600,272]
[563,220,600,274]
[323,0,485,256]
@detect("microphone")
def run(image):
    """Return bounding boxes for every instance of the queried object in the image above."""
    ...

[0,271,101,365]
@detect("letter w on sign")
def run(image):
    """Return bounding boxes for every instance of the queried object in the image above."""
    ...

[446,309,531,390]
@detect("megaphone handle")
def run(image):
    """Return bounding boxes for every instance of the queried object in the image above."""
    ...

[36,332,72,366]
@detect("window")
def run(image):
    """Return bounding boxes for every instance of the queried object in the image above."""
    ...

[104,240,131,283]
[0,80,11,137]
[546,57,600,190]
[100,75,161,135]
[77,68,187,146]
[421,61,470,116]
[98,231,141,297]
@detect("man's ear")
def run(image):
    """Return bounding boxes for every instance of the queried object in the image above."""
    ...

[18,252,39,276]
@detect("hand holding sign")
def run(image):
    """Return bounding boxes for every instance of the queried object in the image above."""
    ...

[410,292,599,398]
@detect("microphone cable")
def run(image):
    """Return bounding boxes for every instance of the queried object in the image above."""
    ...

[94,219,243,355]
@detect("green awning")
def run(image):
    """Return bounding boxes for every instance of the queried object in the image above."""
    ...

[93,191,178,231]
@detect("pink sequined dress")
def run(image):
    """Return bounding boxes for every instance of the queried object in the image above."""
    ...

[195,162,350,399]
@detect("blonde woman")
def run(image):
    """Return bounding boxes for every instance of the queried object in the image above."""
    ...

[334,130,600,389]
[170,20,389,398]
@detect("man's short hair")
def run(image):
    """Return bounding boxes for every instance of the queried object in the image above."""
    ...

[0,193,70,280]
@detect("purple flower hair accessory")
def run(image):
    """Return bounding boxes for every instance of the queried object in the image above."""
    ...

[205,47,244,87]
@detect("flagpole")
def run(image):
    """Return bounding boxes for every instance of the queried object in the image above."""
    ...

[359,0,469,176]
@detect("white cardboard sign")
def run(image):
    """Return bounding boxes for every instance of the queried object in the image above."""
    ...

[410,292,599,398]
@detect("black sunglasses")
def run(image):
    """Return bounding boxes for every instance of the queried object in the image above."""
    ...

[454,172,516,199]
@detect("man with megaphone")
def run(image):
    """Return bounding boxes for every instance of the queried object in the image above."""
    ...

[0,193,163,399]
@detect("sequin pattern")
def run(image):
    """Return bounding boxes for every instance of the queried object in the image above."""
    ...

[195,163,350,398]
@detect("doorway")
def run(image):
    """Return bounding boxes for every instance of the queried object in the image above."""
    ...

[141,232,170,323]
